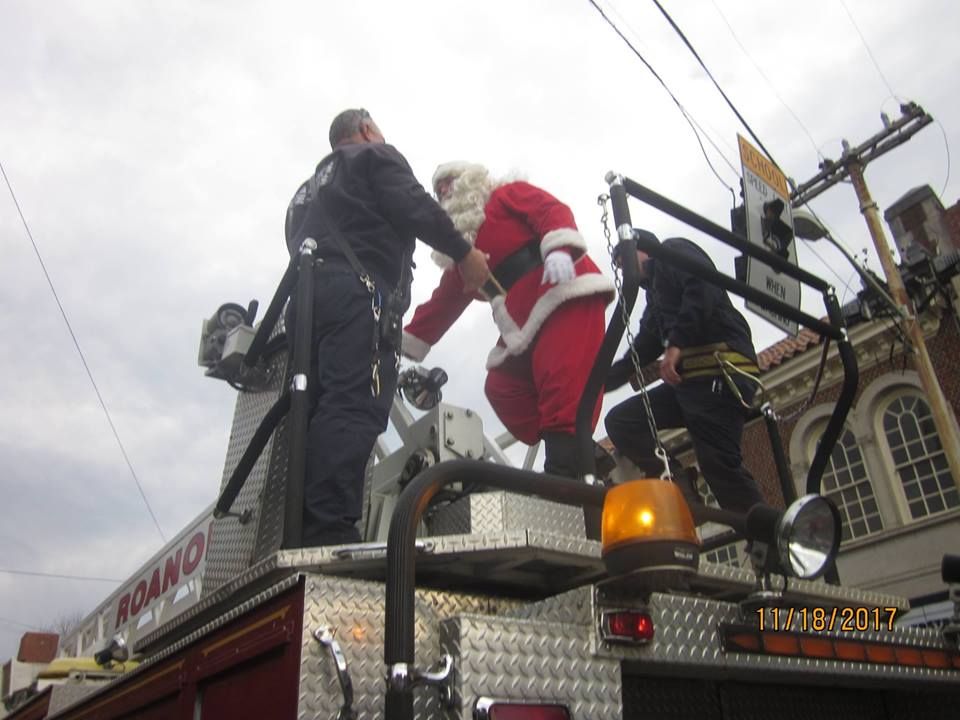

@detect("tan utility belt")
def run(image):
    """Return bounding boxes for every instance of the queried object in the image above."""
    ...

[678,342,759,379]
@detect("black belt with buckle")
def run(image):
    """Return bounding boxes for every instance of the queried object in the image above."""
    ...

[481,240,542,298]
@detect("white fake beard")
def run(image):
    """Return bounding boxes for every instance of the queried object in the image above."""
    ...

[430,188,490,269]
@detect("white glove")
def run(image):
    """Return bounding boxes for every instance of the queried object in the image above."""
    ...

[541,251,576,285]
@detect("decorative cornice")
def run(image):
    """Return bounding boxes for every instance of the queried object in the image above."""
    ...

[758,311,942,405]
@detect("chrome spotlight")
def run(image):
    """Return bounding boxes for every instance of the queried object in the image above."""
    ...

[747,495,841,580]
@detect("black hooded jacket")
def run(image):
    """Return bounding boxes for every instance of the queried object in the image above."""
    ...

[607,237,758,390]
[285,142,470,289]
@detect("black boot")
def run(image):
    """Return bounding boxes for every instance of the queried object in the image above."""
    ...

[593,442,618,480]
[542,432,602,541]
[672,466,703,508]
[542,431,581,478]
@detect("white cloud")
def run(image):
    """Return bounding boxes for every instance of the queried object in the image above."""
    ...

[2,0,958,662]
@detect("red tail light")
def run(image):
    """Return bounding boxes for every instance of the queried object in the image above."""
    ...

[601,610,655,643]
[474,698,571,719]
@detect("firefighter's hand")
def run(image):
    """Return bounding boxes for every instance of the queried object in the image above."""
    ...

[660,346,682,386]
[541,250,575,285]
[457,248,491,294]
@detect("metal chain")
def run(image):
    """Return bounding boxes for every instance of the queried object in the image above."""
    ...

[370,289,382,397]
[598,194,671,480]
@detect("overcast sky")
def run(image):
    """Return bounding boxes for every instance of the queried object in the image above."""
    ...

[2,0,958,662]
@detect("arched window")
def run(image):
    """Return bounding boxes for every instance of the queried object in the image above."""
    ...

[810,425,883,542]
[882,394,959,518]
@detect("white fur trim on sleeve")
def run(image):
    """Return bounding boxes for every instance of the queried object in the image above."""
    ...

[540,228,586,257]
[401,331,432,362]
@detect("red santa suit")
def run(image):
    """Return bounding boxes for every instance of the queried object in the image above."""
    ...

[402,164,614,450]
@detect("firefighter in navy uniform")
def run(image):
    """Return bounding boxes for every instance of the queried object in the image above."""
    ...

[285,108,489,547]
[604,236,766,513]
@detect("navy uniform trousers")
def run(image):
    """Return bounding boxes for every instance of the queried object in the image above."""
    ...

[297,264,398,546]
[604,375,765,513]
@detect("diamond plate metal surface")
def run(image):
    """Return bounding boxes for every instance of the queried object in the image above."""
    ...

[593,590,959,687]
[299,575,396,720]
[251,401,291,561]
[204,340,289,597]
[442,613,622,719]
[691,561,910,610]
[297,574,524,719]
[505,493,585,537]
[428,492,585,539]
[122,538,960,720]
[274,532,603,597]
[426,496,471,536]
[505,586,596,625]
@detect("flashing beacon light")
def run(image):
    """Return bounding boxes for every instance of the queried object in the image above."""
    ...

[601,479,700,576]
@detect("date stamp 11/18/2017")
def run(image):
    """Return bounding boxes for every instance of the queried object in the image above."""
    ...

[756,606,899,633]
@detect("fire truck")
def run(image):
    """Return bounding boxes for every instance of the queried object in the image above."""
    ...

[6,175,960,719]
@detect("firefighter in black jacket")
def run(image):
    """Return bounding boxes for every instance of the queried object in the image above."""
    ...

[285,108,489,547]
[604,236,766,513]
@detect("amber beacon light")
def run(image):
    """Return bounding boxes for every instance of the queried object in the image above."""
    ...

[601,479,700,575]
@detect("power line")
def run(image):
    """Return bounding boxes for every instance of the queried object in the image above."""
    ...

[0,160,167,544]
[586,0,738,201]
[0,567,124,583]
[649,0,785,177]
[682,109,741,179]
[598,1,741,176]
[800,239,858,300]
[879,95,951,202]
[709,0,823,161]
[839,268,861,306]
[838,0,898,100]
[0,616,40,632]
[789,174,864,266]
[935,118,952,202]
[594,1,865,308]
[679,109,738,206]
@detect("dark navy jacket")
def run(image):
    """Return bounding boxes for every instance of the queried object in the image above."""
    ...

[608,237,758,389]
[285,143,470,289]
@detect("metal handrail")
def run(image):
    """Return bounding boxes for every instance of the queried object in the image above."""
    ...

[614,176,859,500]
[383,460,606,720]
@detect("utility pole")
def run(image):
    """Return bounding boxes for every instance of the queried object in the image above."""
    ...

[792,103,960,491]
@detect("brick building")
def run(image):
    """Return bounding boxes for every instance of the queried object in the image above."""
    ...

[1,633,58,718]
[669,186,960,604]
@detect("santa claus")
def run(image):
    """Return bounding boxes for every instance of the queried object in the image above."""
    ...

[402,162,615,477]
